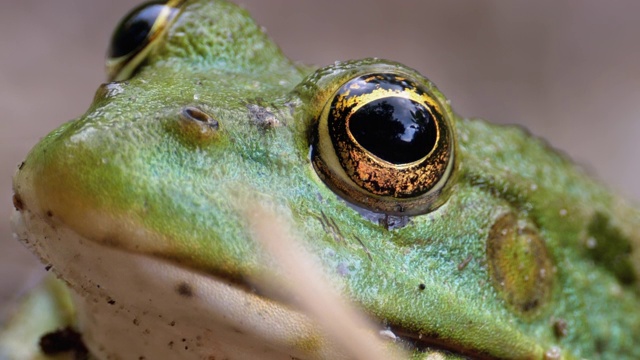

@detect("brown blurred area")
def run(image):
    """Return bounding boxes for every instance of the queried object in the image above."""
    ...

[1,1,639,312]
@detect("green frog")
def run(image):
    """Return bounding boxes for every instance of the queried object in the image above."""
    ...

[2,0,639,359]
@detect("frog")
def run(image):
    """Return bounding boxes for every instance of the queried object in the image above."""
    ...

[1,0,639,359]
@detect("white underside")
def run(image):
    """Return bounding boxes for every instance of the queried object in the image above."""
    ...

[11,208,347,360]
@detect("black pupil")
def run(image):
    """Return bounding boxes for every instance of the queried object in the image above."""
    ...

[348,97,437,164]
[108,2,166,59]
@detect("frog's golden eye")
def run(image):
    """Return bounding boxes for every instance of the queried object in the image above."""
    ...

[311,73,456,216]
[106,0,184,81]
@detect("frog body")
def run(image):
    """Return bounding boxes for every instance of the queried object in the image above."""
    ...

[2,1,639,359]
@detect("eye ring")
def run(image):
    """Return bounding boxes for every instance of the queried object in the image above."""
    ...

[106,0,186,81]
[311,72,456,216]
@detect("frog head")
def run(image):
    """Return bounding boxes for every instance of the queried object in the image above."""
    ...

[10,1,640,359]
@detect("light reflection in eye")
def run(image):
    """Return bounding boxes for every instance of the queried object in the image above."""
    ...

[348,97,435,164]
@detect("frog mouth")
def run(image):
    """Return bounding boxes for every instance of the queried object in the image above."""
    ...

[388,327,494,359]
[12,204,497,360]
[14,185,545,360]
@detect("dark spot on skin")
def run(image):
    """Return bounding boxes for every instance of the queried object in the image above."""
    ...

[176,282,194,298]
[246,104,281,128]
[521,299,539,312]
[457,254,473,271]
[133,318,140,326]
[12,194,23,211]
[168,341,174,349]
[595,338,607,354]
[39,327,88,358]
[486,212,554,317]
[45,265,52,271]
[46,210,53,217]
[418,283,426,290]
[553,318,568,338]
[169,321,176,327]
[107,299,116,305]
[586,212,636,285]
[102,237,123,247]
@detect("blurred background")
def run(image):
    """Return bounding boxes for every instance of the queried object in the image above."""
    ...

[1,1,639,314]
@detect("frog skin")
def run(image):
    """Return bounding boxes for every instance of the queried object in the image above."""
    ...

[1,0,639,359]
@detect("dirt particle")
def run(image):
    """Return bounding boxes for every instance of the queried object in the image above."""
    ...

[12,194,23,211]
[176,282,194,298]
[553,318,568,338]
[247,104,281,128]
[39,327,88,357]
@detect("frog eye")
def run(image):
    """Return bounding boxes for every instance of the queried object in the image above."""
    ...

[311,73,456,216]
[106,0,184,81]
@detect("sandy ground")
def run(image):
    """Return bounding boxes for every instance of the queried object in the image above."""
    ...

[1,0,639,315]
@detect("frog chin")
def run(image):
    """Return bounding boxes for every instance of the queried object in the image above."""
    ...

[11,207,351,360]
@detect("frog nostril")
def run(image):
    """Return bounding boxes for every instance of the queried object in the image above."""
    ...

[172,106,221,145]
[181,106,219,130]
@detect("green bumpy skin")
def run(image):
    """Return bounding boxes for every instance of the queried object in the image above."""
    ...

[3,0,639,359]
